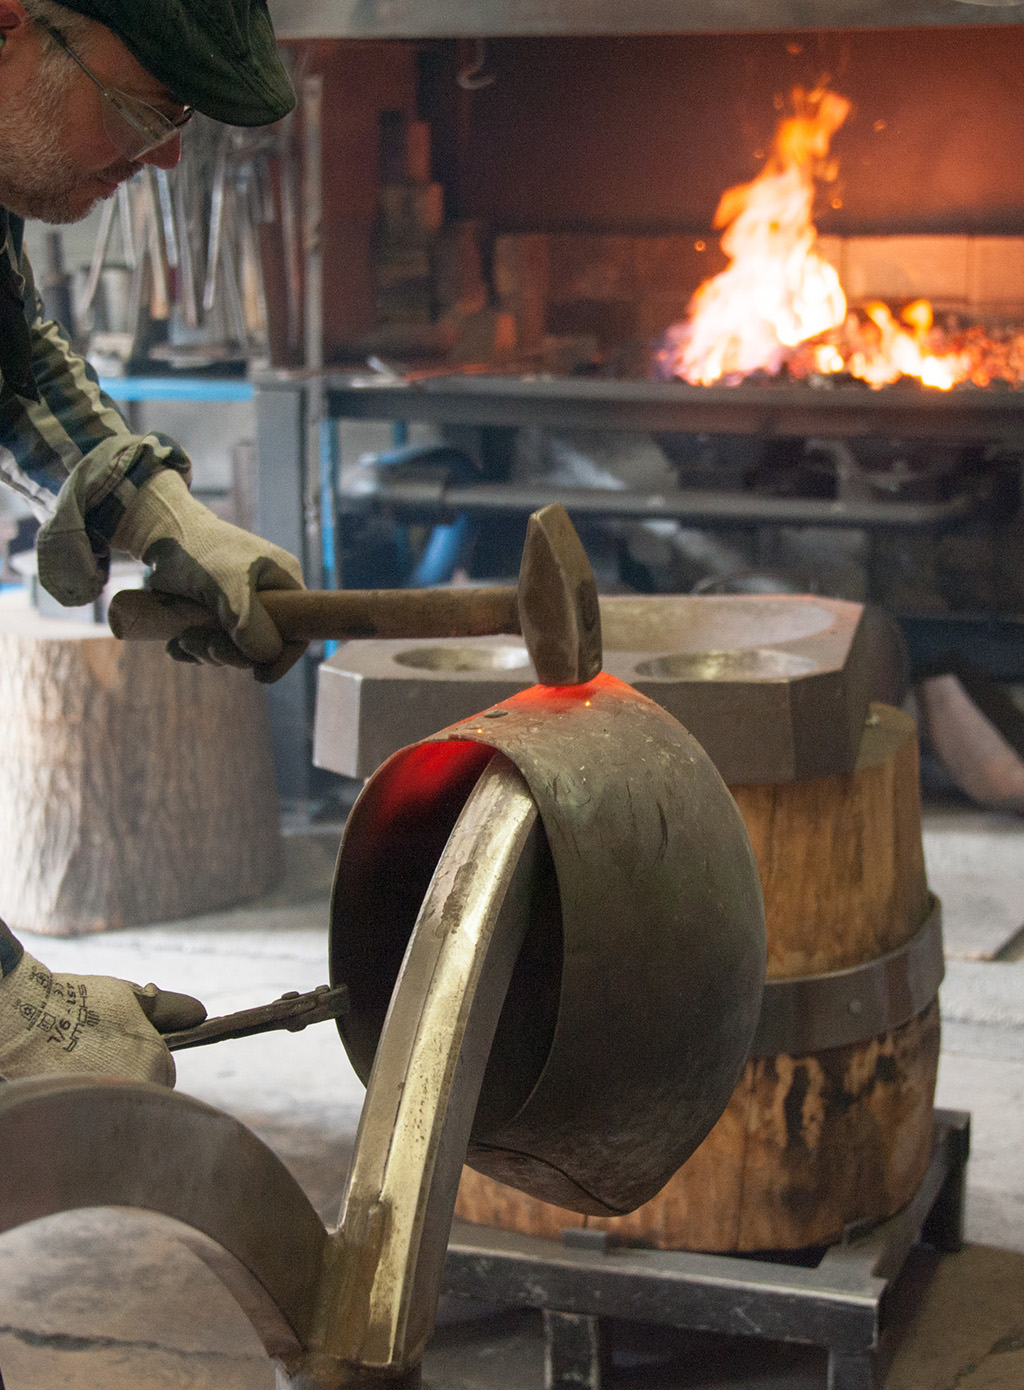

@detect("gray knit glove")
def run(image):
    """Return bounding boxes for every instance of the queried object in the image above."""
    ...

[112,468,307,682]
[0,951,206,1087]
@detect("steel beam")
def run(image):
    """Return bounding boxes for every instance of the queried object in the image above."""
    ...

[268,0,1024,39]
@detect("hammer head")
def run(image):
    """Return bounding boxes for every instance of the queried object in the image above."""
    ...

[518,504,603,686]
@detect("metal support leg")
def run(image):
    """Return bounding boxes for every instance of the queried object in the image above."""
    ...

[827,1350,877,1390]
[543,1311,605,1390]
[277,1362,421,1389]
[922,1112,970,1254]
[446,1111,972,1390]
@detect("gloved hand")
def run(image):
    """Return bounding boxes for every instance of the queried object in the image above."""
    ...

[112,468,307,683]
[0,951,207,1087]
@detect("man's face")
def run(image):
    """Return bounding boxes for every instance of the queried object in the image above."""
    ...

[0,15,183,224]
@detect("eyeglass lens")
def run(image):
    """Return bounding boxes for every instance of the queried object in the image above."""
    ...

[101,94,189,161]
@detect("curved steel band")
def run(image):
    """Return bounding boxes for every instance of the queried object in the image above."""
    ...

[749,896,944,1057]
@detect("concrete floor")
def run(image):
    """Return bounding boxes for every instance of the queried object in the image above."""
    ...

[0,800,1022,1389]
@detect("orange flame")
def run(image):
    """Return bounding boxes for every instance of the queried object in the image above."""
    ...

[660,86,1001,392]
[668,87,850,386]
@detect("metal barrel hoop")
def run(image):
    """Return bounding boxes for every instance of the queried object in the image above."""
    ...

[750,895,945,1057]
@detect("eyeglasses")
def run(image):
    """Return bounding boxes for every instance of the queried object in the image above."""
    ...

[34,17,192,162]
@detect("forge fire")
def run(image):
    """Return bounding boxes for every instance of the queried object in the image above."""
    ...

[658,86,1024,391]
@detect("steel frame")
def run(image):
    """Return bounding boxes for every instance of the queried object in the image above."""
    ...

[254,370,1024,796]
[267,0,1024,39]
[441,1109,970,1390]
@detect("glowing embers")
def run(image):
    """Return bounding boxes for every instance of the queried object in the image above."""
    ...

[659,87,1024,391]
[791,298,1020,390]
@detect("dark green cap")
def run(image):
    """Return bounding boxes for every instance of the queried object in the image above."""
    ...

[55,0,296,126]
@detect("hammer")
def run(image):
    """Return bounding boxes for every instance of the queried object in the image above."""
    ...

[107,503,603,687]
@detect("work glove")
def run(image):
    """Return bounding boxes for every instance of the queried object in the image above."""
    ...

[112,468,307,683]
[0,950,207,1087]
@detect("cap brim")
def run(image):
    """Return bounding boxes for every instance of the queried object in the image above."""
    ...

[62,0,296,127]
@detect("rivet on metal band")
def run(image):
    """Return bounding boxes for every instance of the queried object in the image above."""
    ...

[749,896,944,1057]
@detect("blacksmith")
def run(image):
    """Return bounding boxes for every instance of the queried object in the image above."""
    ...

[0,0,303,1084]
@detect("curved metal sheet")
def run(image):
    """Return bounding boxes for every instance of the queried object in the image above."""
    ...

[331,671,766,1216]
[0,1076,328,1366]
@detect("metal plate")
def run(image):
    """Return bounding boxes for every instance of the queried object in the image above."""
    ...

[330,672,766,1217]
[314,593,869,784]
[0,1076,327,1366]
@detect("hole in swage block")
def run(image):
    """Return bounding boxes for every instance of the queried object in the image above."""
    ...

[635,648,819,680]
[393,645,532,672]
[599,597,836,654]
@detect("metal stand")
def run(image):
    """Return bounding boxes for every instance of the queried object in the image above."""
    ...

[443,1109,970,1390]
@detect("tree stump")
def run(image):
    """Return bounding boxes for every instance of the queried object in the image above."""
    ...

[455,703,940,1251]
[0,602,283,936]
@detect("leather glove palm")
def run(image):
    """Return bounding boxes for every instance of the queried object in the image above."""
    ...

[0,951,207,1087]
[112,468,307,682]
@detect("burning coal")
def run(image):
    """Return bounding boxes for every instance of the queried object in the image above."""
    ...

[658,86,1023,391]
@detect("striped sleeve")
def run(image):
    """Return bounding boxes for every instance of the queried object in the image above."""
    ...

[1,215,191,606]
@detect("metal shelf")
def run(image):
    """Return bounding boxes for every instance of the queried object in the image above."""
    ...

[98,376,255,404]
[269,0,1024,39]
[255,368,1024,447]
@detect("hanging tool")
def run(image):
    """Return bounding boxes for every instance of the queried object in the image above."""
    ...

[155,168,180,270]
[140,168,170,321]
[107,503,603,687]
[80,196,117,317]
[117,181,138,270]
[173,163,200,330]
[203,136,229,315]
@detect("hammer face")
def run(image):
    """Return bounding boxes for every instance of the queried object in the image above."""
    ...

[518,505,603,686]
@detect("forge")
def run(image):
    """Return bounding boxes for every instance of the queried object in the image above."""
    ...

[254,8,1024,787]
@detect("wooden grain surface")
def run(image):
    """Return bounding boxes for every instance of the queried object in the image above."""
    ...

[0,609,282,935]
[456,704,940,1250]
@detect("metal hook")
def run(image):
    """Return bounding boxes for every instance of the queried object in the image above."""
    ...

[457,37,496,91]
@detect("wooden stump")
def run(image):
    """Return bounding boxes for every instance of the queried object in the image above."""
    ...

[455,704,940,1251]
[0,602,283,936]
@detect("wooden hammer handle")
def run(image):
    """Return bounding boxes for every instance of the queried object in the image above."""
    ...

[107,586,523,644]
[109,506,602,685]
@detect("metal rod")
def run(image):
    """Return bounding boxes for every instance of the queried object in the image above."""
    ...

[81,196,116,315]
[283,755,541,1385]
[203,138,228,314]
[302,73,327,589]
[360,477,989,530]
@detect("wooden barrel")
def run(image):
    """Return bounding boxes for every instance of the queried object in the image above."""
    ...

[0,603,283,936]
[455,703,941,1251]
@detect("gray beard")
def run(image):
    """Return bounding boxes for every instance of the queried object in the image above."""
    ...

[0,67,132,223]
